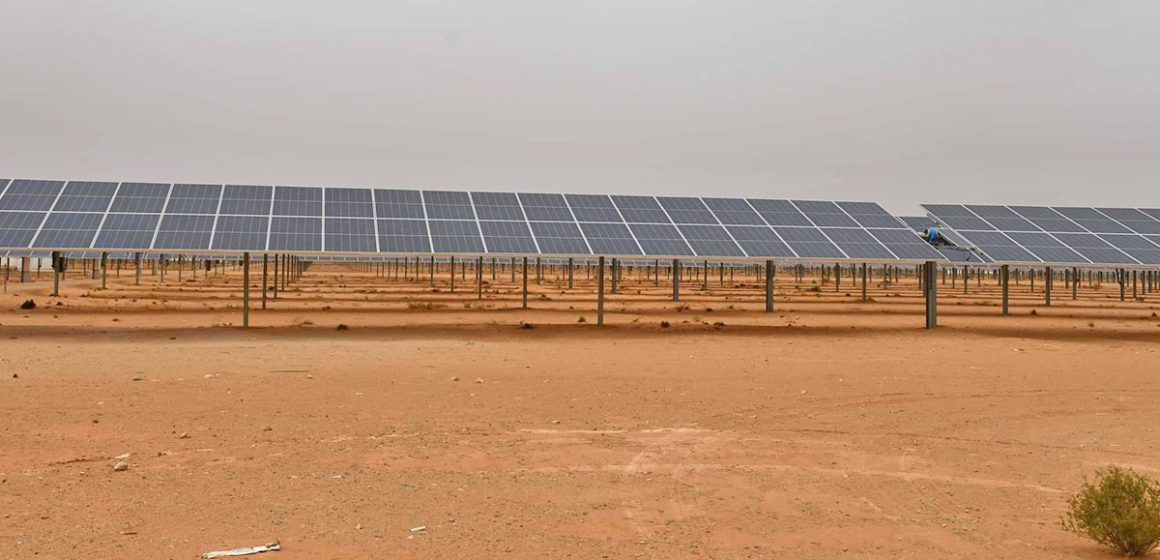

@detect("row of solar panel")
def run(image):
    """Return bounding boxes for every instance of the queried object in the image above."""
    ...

[922,205,1160,265]
[0,179,943,261]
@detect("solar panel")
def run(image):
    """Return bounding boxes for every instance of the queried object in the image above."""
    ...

[326,187,374,218]
[725,225,796,257]
[924,204,1160,265]
[0,212,47,248]
[324,218,376,252]
[657,197,717,225]
[518,192,574,221]
[166,184,222,215]
[479,220,538,253]
[212,216,270,250]
[154,215,215,250]
[579,222,642,254]
[528,221,590,254]
[93,214,160,249]
[378,219,431,252]
[566,194,623,223]
[0,178,954,262]
[428,219,484,253]
[747,199,811,226]
[111,183,170,213]
[53,182,118,212]
[677,224,745,256]
[269,217,321,251]
[472,192,527,221]
[703,198,765,225]
[375,189,425,219]
[273,186,323,217]
[0,180,66,211]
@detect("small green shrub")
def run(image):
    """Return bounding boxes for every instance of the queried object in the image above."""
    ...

[1062,466,1160,557]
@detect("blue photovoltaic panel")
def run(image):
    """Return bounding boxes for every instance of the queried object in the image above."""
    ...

[626,223,694,256]
[867,228,945,260]
[923,204,994,230]
[528,221,590,254]
[110,183,170,213]
[1049,233,1135,265]
[966,205,1040,232]
[32,213,104,248]
[212,215,270,250]
[1052,207,1131,234]
[1096,208,1160,235]
[566,194,623,223]
[378,219,431,253]
[472,192,527,221]
[579,222,641,255]
[1099,234,1160,265]
[326,187,374,218]
[703,198,765,225]
[612,195,670,224]
[0,212,47,247]
[154,214,215,250]
[324,218,376,252]
[793,200,859,227]
[1005,206,1085,233]
[954,231,1038,263]
[269,217,321,251]
[835,201,905,229]
[773,226,846,258]
[166,184,222,214]
[657,197,718,225]
[428,219,484,252]
[53,182,118,212]
[677,224,745,257]
[518,192,575,221]
[0,180,65,211]
[219,185,272,216]
[747,199,812,226]
[821,227,896,259]
[273,186,323,217]
[478,220,538,253]
[93,214,160,249]
[725,225,795,257]
[1003,232,1088,263]
[375,189,425,219]
[424,191,476,220]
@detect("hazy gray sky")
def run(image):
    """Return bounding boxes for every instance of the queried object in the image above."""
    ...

[1,1,1157,214]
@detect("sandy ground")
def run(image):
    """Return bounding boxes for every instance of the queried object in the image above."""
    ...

[2,263,1159,559]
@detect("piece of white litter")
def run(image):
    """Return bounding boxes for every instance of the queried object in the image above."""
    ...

[411,526,426,533]
[201,541,280,558]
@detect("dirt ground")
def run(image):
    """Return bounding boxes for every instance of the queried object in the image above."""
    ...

[2,262,1159,559]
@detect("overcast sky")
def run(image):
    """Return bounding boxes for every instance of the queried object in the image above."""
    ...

[1,1,1157,214]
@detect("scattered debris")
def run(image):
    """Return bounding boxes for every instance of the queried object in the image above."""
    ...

[411,526,427,533]
[132,376,143,381]
[201,541,281,558]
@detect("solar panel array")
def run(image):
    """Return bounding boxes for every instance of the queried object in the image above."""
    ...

[0,178,945,262]
[923,205,1160,266]
[899,216,990,263]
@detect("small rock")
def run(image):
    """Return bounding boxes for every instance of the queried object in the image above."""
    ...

[552,420,560,425]
[475,378,484,384]
[11,374,17,379]
[178,432,190,439]
[112,462,129,472]
[132,376,143,381]
[451,376,460,382]
[306,374,314,380]
[115,453,131,460]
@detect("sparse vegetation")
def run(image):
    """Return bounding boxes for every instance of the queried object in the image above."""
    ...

[519,322,534,330]
[1062,466,1160,557]
[577,316,586,323]
[20,299,36,310]
[336,324,349,331]
[660,320,670,329]
[407,301,447,311]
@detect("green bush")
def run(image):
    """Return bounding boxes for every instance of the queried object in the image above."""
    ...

[1062,466,1160,557]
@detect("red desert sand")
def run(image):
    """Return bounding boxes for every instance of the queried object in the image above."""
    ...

[2,262,1159,559]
